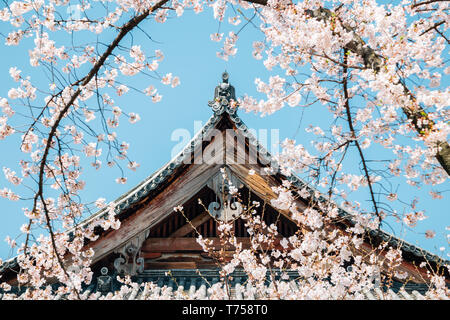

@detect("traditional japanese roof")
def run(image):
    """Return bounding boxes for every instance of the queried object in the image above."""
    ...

[0,73,448,296]
[1,268,447,300]
[72,72,447,267]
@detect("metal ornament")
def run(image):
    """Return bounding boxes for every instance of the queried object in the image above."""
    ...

[206,167,243,222]
[113,229,150,276]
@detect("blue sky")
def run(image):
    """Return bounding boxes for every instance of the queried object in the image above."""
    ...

[0,5,448,260]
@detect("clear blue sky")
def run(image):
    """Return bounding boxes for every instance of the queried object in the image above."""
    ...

[0,6,448,260]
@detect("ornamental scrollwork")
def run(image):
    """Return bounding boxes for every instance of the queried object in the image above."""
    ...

[206,167,243,222]
[113,229,149,276]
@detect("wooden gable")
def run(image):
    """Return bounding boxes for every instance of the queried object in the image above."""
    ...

[88,111,303,274]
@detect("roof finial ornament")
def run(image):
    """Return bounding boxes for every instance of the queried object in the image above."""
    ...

[208,71,238,115]
[222,71,229,83]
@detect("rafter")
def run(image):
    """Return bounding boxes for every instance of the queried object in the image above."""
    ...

[142,237,283,252]
[169,211,212,238]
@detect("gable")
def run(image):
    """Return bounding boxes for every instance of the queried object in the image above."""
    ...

[84,110,305,262]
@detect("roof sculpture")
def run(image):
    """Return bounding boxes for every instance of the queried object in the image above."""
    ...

[208,71,238,115]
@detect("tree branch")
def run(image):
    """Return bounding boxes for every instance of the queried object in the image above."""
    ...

[242,0,450,175]
[27,0,169,297]
[343,50,380,220]
[243,0,384,71]
[397,78,450,175]
[411,0,450,9]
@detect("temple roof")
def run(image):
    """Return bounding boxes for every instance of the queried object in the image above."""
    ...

[1,268,446,300]
[0,73,448,280]
[75,73,447,265]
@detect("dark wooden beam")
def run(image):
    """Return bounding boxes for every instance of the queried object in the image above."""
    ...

[142,237,283,252]
[169,211,211,238]
[145,262,198,269]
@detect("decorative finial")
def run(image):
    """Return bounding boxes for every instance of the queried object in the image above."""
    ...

[208,72,238,115]
[222,71,229,83]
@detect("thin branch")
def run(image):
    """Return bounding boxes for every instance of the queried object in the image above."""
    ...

[411,0,450,9]
[342,49,380,220]
[26,0,169,298]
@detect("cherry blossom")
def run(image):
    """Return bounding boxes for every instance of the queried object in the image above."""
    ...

[0,0,447,300]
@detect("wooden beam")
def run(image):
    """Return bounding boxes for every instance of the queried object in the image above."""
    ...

[87,122,306,263]
[169,211,212,238]
[223,129,308,218]
[143,237,211,252]
[145,262,198,269]
[142,237,283,252]
[88,163,221,263]
[88,128,230,263]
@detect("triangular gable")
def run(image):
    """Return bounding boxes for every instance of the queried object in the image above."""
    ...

[85,110,296,264]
